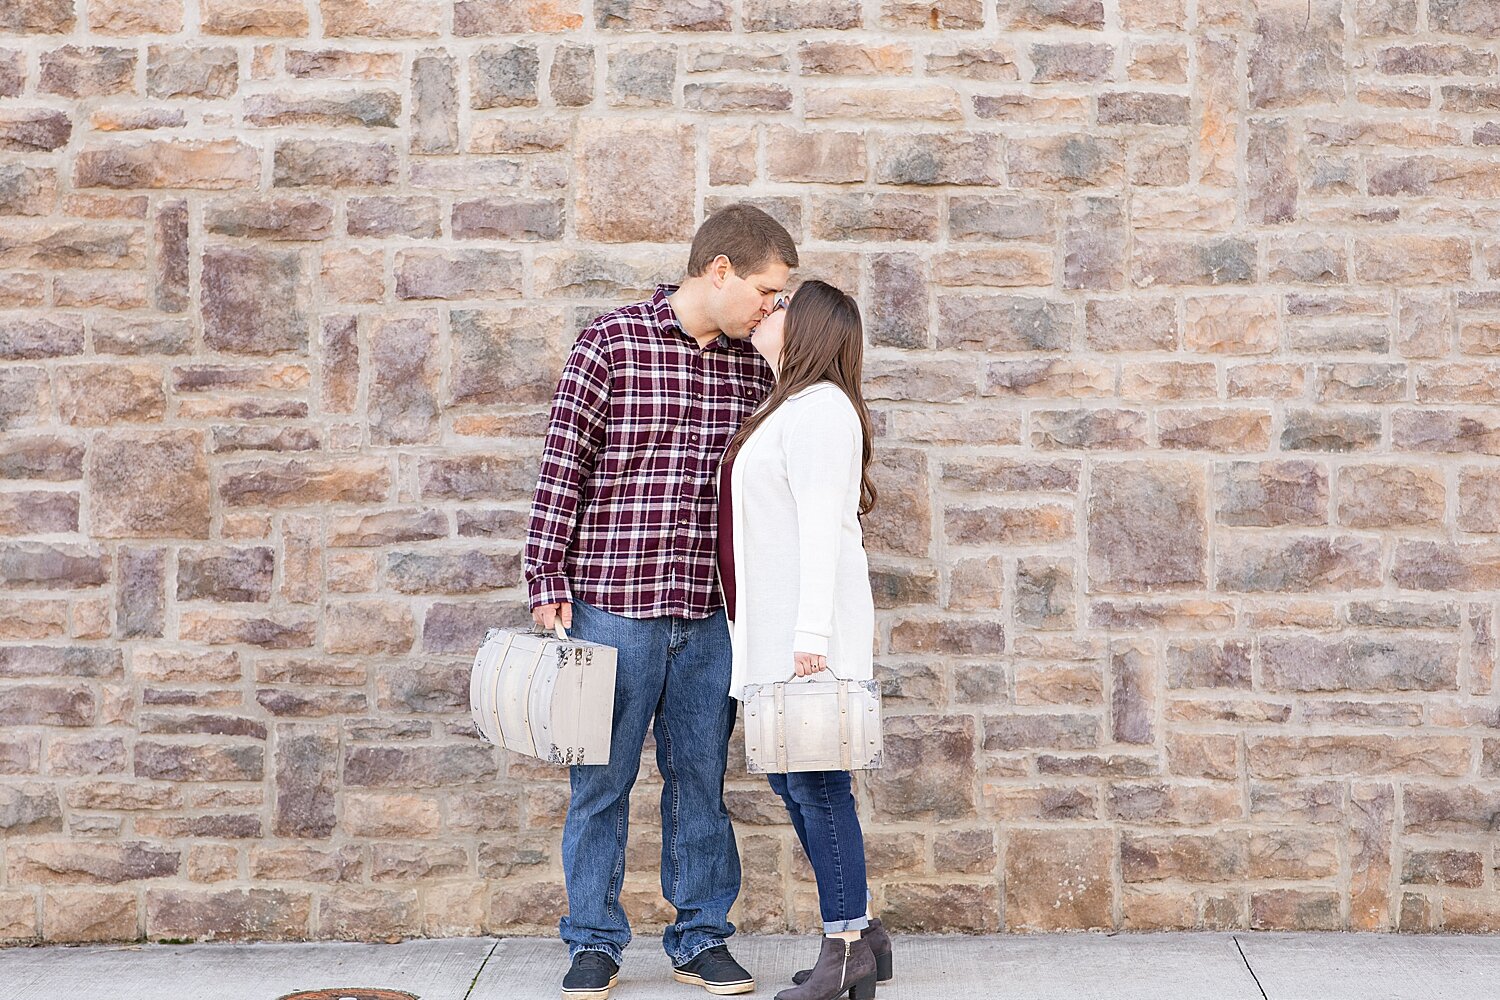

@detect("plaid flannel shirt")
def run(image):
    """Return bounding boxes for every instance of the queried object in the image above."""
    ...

[525,285,774,620]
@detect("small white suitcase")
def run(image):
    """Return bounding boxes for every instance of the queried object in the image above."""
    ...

[742,671,883,774]
[469,623,617,766]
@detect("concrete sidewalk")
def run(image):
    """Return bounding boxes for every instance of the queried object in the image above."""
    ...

[4,932,1499,1000]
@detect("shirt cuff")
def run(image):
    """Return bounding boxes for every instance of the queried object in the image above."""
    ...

[529,575,572,611]
[793,630,829,658]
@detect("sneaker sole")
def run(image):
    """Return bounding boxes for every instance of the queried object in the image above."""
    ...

[561,972,618,1000]
[672,970,756,995]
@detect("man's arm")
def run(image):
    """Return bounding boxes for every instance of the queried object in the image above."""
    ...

[524,329,611,627]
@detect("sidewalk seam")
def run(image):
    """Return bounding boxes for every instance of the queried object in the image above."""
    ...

[1232,935,1270,1000]
[462,938,502,1000]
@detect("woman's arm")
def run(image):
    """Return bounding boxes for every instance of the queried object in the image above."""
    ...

[785,394,862,664]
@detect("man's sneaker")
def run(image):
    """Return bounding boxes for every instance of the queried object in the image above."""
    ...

[672,944,756,996]
[562,950,619,1000]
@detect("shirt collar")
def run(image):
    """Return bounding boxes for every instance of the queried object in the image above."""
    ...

[651,284,683,335]
[653,283,731,350]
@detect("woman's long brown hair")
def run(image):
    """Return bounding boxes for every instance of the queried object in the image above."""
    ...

[723,279,878,516]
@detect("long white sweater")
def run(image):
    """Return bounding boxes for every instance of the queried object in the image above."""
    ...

[725,381,875,702]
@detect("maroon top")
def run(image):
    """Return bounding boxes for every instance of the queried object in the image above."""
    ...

[524,285,773,619]
[716,455,736,622]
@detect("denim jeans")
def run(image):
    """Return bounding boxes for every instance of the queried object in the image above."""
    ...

[767,770,870,934]
[559,598,741,968]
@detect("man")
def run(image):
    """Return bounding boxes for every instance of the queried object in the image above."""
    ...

[525,203,798,1000]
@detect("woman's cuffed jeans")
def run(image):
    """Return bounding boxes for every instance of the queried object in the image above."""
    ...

[767,769,871,934]
[558,598,741,968]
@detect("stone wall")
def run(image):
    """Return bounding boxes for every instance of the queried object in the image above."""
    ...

[3,0,1500,944]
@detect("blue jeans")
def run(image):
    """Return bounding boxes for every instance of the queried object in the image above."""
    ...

[768,770,870,934]
[559,598,741,967]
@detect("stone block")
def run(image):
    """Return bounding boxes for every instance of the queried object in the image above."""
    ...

[87,431,209,539]
[178,610,317,649]
[1088,461,1207,593]
[805,85,962,121]
[75,140,257,189]
[606,43,675,107]
[766,127,864,184]
[1216,535,1382,592]
[596,0,732,31]
[273,140,398,188]
[368,313,440,445]
[202,245,309,355]
[1005,829,1113,931]
[147,46,237,99]
[325,600,416,655]
[1122,831,1247,883]
[0,109,72,153]
[867,715,976,821]
[874,133,1003,186]
[0,684,94,727]
[177,547,274,603]
[273,724,337,838]
[550,44,595,106]
[1336,464,1444,528]
[1249,736,1469,779]
[1007,135,1123,190]
[8,842,178,885]
[200,0,308,35]
[1248,0,1346,110]
[221,458,390,508]
[39,46,136,99]
[42,889,137,943]
[147,888,310,942]
[575,121,694,242]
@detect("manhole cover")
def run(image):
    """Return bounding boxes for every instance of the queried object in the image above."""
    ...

[277,991,419,1000]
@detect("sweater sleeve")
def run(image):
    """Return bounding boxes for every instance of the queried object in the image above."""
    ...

[785,393,862,658]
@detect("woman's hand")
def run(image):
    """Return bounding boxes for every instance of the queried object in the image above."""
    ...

[793,651,827,677]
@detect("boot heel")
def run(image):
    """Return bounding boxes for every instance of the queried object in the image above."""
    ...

[848,972,877,1000]
[875,951,893,983]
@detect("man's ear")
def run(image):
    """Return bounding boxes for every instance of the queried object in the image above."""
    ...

[710,255,732,288]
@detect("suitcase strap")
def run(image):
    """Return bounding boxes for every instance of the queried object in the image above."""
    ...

[837,679,851,772]
[774,683,788,774]
[487,632,518,745]
[517,642,547,754]
[772,677,855,772]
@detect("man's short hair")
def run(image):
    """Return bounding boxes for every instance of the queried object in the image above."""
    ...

[686,203,799,278]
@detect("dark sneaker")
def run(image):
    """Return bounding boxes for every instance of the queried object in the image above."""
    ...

[562,950,619,1000]
[672,944,756,996]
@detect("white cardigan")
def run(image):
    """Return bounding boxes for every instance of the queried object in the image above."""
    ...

[724,382,875,702]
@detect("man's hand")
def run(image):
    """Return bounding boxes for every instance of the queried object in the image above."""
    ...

[533,602,573,633]
[793,651,827,677]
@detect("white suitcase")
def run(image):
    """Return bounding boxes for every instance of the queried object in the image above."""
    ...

[469,623,617,766]
[742,671,883,774]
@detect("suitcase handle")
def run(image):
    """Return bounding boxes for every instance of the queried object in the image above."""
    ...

[531,622,569,641]
[782,664,847,683]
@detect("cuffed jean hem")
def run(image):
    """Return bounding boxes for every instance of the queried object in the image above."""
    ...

[822,914,870,934]
[671,935,728,969]
[569,943,624,966]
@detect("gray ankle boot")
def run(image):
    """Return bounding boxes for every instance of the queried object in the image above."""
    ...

[791,918,892,985]
[774,935,877,1000]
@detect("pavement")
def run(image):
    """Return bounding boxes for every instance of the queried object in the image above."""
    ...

[4,931,1500,1000]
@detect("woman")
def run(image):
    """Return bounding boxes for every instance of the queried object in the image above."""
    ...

[717,281,893,1000]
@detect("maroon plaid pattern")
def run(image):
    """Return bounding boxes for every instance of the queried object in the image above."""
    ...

[525,285,774,619]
